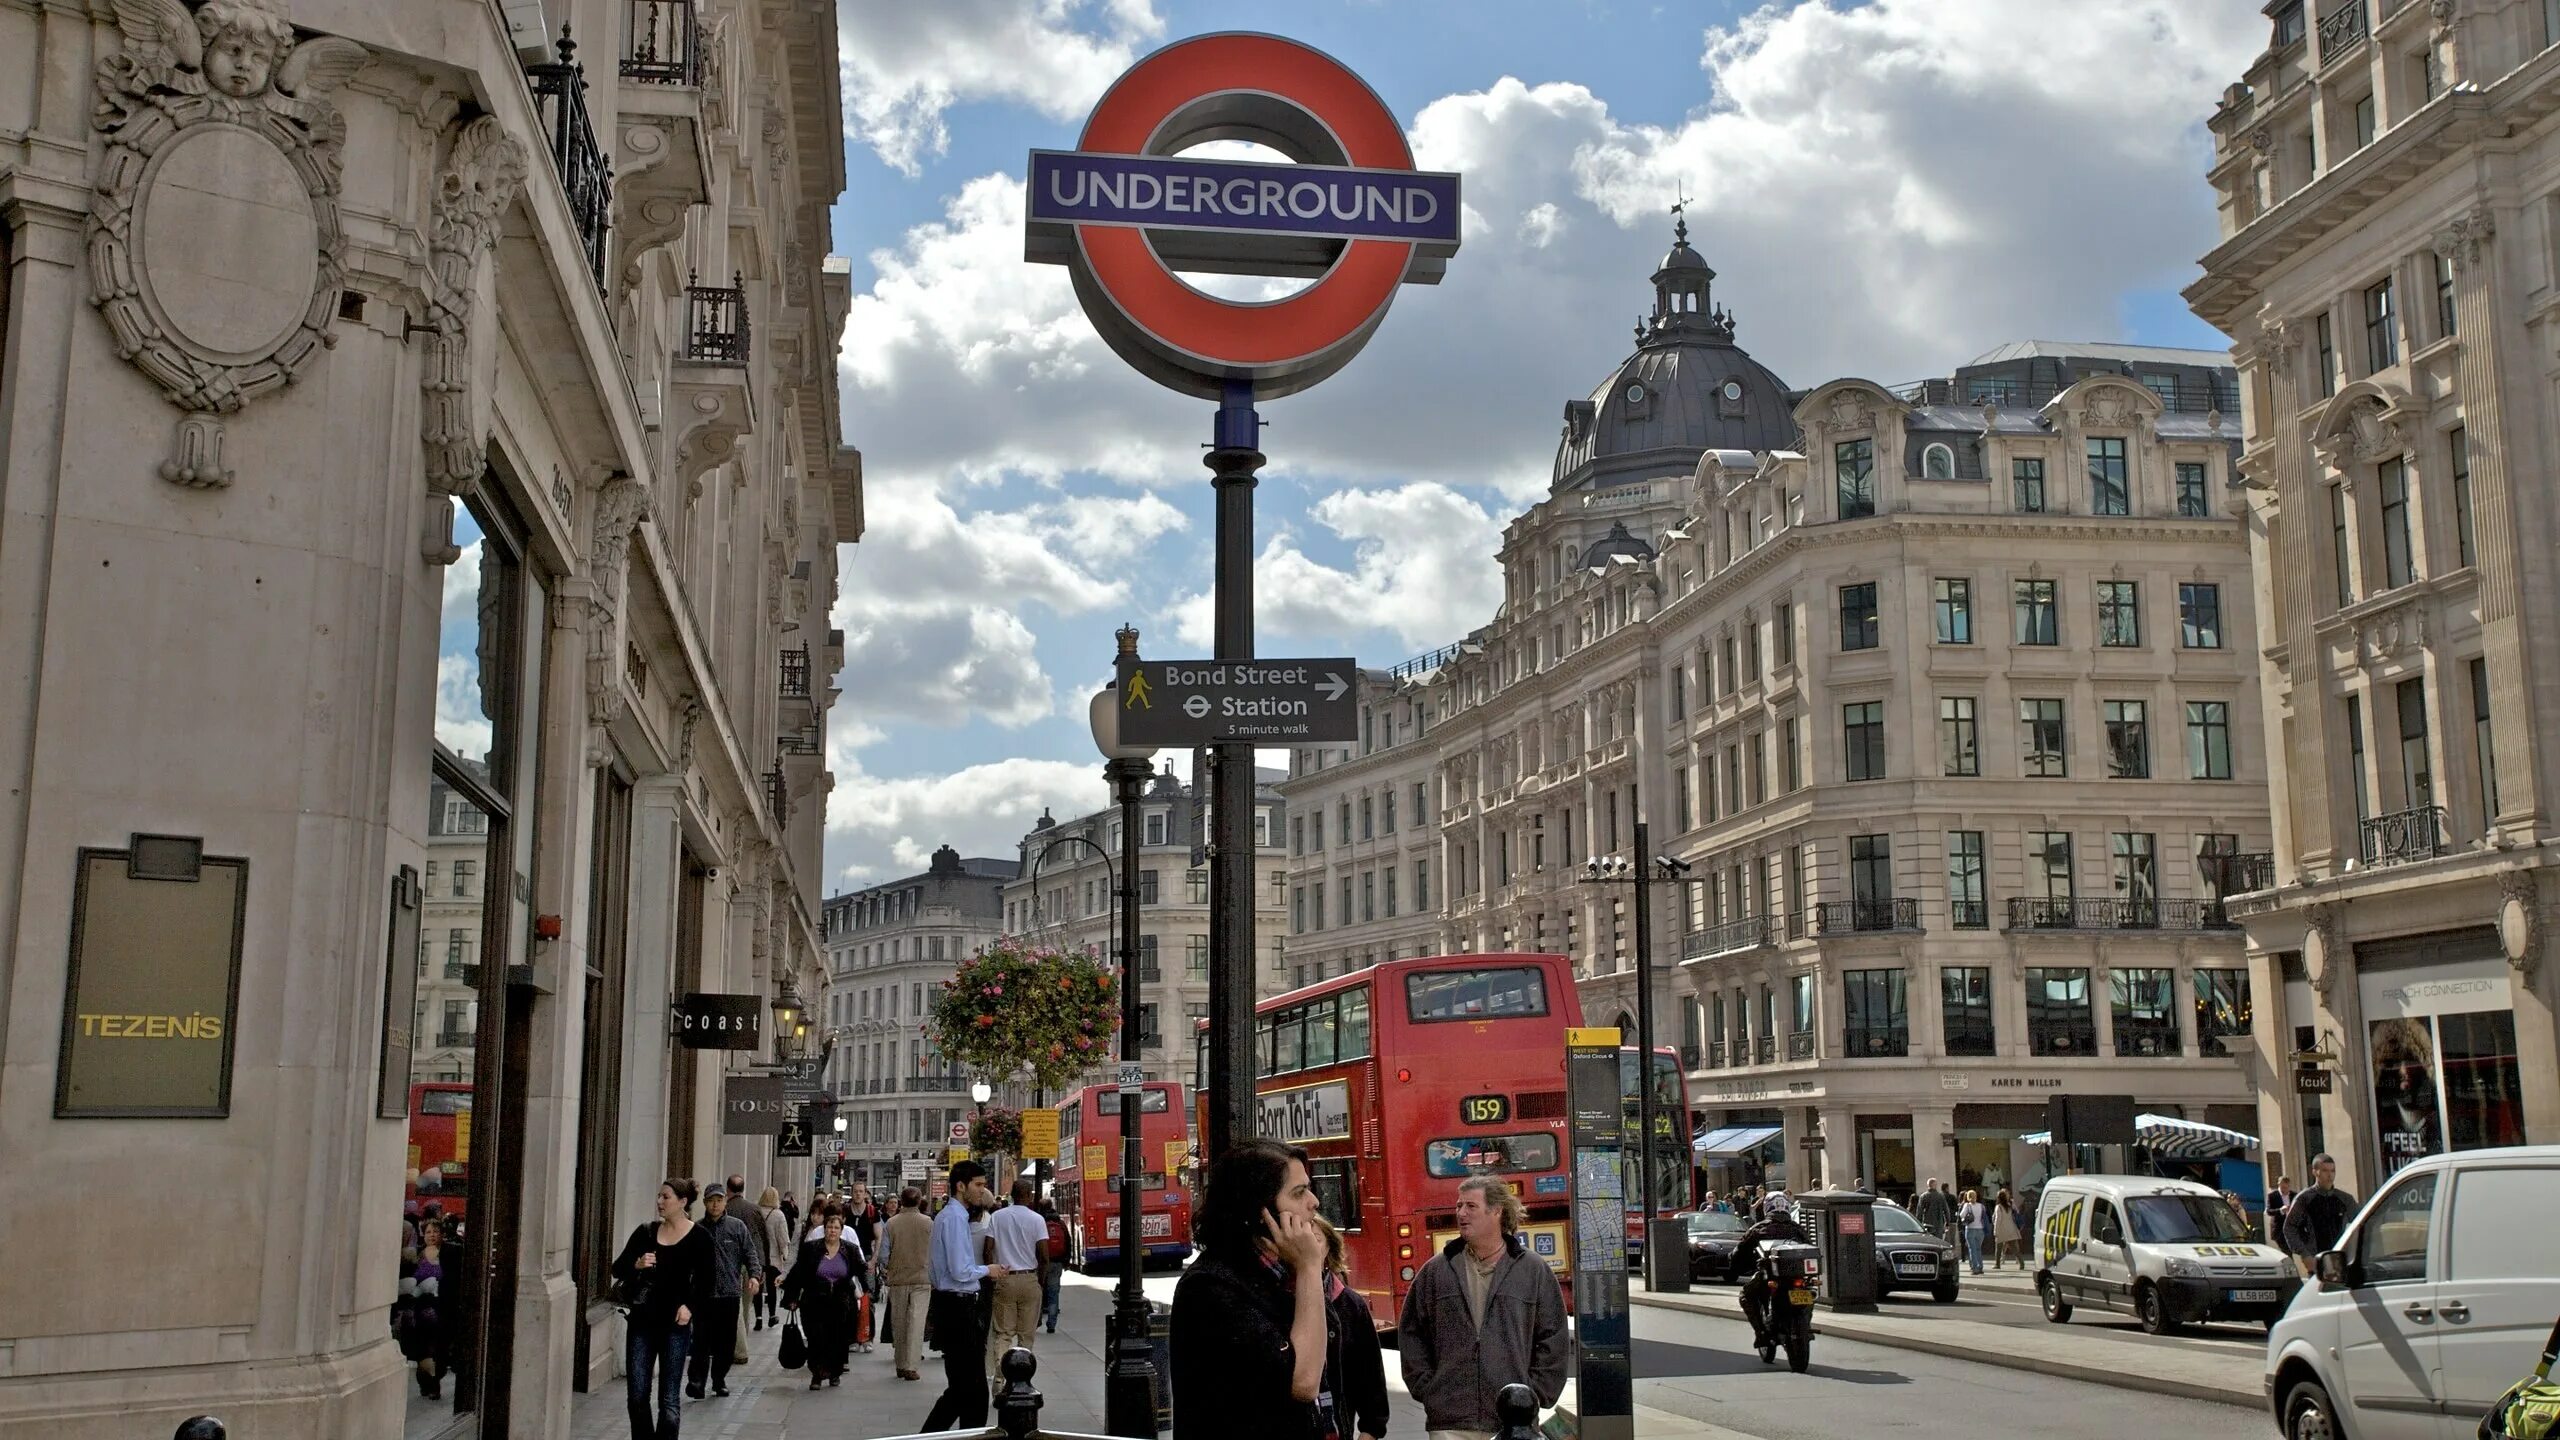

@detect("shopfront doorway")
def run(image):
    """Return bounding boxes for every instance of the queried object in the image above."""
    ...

[2359,930,2525,1179]
[1856,1113,1914,1203]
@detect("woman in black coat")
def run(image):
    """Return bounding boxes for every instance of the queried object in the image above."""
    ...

[781,1208,866,1389]
[1315,1216,1389,1440]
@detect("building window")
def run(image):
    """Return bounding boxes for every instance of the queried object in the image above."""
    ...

[2436,250,2458,338]
[1774,600,1794,665]
[1782,717,1802,792]
[2026,967,2095,1056]
[2352,92,2377,149]
[2179,582,2223,648]
[2176,462,2210,518]
[1839,582,1880,651]
[1673,766,1692,831]
[2104,700,2149,778]
[2021,698,2067,777]
[1842,969,1908,1057]
[2187,700,2234,780]
[2097,580,2141,647]
[1843,702,1886,782]
[2365,277,2398,372]
[2398,677,2434,809]
[2378,456,2416,590]
[1138,869,1160,906]
[2346,694,2372,826]
[2472,657,2499,826]
[2087,437,2129,516]
[1744,622,1762,681]
[2014,457,2047,513]
[2449,426,2474,569]
[2315,311,2338,397]
[2330,482,2356,608]
[1947,830,1986,929]
[1145,811,1168,846]
[1835,438,1875,519]
[1943,967,1995,1055]
[2029,831,2075,902]
[1360,872,1375,922]
[1921,442,1956,479]
[1940,697,1979,777]
[1359,796,1373,840]
[1848,833,1892,907]
[1382,865,1398,918]
[1724,744,1743,815]
[2112,968,2180,1056]
[1932,578,1973,644]
[2194,969,2250,1058]
[1413,859,1430,910]
[2013,579,2058,645]
[1670,663,1686,721]
[1720,634,1739,695]
[2111,832,2158,924]
[2274,1,2305,46]
[1187,869,1209,905]
[1382,789,1396,833]
[452,859,474,897]
[1289,817,1303,856]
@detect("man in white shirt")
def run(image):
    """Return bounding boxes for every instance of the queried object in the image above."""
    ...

[985,1180,1051,1370]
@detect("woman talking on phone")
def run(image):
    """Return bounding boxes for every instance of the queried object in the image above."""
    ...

[611,1179,716,1440]
[1170,1139,1330,1440]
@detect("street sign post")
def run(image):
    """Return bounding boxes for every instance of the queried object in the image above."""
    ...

[1114,656,1356,746]
[948,1120,970,1145]
[1565,1025,1632,1440]
[1021,1107,1061,1162]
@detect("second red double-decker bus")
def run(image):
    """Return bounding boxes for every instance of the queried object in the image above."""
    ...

[1208,953,1582,1333]
[406,1080,474,1221]
[1054,1081,1194,1271]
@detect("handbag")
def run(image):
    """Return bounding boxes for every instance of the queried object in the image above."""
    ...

[608,1224,654,1314]
[733,1295,750,1364]
[854,1289,873,1347]
[776,1316,807,1371]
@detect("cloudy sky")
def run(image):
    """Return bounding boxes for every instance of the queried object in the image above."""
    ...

[818,0,2264,893]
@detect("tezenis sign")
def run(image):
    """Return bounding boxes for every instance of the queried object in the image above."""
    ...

[1024,31,1461,399]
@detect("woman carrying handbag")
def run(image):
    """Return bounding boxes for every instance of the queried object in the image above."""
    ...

[610,1180,716,1440]
[781,1207,866,1390]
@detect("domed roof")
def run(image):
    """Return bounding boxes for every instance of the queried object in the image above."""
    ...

[1581,521,1656,569]
[1552,217,1797,490]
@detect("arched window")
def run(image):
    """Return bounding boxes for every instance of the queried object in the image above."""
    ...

[1922,442,1956,479]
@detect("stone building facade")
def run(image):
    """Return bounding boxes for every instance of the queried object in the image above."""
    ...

[819,846,1018,1191]
[1276,668,1451,986]
[1373,231,2271,1202]
[2188,0,2560,1194]
[0,2,853,1436]
[1001,770,1290,1094]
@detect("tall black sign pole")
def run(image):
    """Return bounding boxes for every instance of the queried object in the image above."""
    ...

[1103,623,1162,1437]
[1631,820,1660,1263]
[1206,380,1263,1163]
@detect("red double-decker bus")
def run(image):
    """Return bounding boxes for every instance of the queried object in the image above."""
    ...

[1200,953,1582,1332]
[405,1081,474,1221]
[1054,1081,1194,1271]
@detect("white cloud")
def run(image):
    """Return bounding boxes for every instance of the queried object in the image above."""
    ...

[1165,483,1505,654]
[433,653,492,765]
[823,744,1110,889]
[837,0,1166,177]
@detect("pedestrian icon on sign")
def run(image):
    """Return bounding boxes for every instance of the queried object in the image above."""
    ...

[1123,671,1153,710]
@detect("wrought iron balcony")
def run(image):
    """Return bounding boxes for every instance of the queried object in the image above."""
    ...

[776,724,821,759]
[620,0,702,85]
[2029,1021,2098,1057]
[1679,1043,1701,1068]
[2317,1,2369,61]
[1754,1035,1776,1064]
[1138,960,1162,985]
[1949,899,1989,931]
[1812,898,1920,935]
[1786,1031,1816,1061]
[524,28,613,292]
[2115,1025,2183,1058]
[2004,896,2225,931]
[435,1027,473,1047]
[779,645,812,699]
[683,271,751,365]
[764,763,789,827]
[1681,915,1771,960]
[1842,1025,1908,1058]
[1944,1020,1997,1057]
[2361,805,2448,868]
[907,1075,966,1093]
[1707,1040,1727,1069]
[2211,851,2278,895]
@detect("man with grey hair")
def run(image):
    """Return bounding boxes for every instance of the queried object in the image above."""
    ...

[1398,1177,1567,1440]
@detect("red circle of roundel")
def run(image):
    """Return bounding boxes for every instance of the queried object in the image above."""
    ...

[1075,33,1415,370]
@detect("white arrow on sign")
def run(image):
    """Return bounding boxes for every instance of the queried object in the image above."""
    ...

[1183,695,1211,718]
[1317,672,1348,701]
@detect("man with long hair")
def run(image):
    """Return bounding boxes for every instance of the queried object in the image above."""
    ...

[1170,1139,1329,1440]
[1398,1177,1567,1440]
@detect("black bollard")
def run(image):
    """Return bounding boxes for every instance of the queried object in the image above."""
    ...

[1492,1383,1541,1440]
[994,1347,1043,1440]
[174,1421,227,1440]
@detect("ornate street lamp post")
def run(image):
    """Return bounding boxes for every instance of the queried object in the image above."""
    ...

[1090,624,1161,1438]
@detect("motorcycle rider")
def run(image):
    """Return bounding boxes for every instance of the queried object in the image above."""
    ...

[1734,1192,1807,1349]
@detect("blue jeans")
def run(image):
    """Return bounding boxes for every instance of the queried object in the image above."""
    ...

[625,1319,693,1440]
[1040,1263,1061,1329]
[1965,1226,1986,1274]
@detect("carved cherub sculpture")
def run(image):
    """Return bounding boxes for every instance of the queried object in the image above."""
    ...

[109,0,368,113]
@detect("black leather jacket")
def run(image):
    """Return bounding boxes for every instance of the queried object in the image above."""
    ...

[1735,1213,1807,1275]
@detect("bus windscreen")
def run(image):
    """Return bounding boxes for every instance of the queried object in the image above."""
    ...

[1405,967,1549,1022]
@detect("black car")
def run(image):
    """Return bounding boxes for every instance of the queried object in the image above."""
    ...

[1682,1209,1752,1282]
[1872,1202,1961,1302]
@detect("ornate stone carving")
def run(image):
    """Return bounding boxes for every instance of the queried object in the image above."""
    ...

[2431,205,2495,270]
[2499,870,2543,984]
[2079,383,2144,432]
[677,698,703,768]
[2304,903,2344,998]
[2430,0,2460,33]
[2315,394,2409,473]
[89,0,367,486]
[2250,307,2294,360]
[584,475,652,766]
[2352,597,2427,663]
[2248,123,2275,154]
[415,115,527,562]
[1825,389,1871,432]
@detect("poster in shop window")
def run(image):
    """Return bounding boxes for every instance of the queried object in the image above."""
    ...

[2369,1017,2442,1175]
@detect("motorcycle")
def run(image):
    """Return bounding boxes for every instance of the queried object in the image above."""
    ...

[1746,1240,1820,1374]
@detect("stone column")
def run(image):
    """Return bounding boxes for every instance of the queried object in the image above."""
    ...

[2243,310,2344,875]
[616,776,687,1230]
[1913,1102,1959,1201]
[1819,1106,1856,1192]
[2501,872,2560,1148]
[2306,906,2374,1193]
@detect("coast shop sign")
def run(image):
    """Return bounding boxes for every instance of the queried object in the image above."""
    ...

[57,840,248,1118]
[1023,31,1461,400]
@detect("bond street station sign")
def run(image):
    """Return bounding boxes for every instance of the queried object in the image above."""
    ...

[1024,32,1461,399]
[1116,656,1357,745]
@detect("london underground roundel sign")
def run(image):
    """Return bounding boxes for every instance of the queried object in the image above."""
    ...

[1025,32,1461,400]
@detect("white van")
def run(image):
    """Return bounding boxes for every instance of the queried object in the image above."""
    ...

[2267,1145,2560,1440]
[2033,1175,2300,1334]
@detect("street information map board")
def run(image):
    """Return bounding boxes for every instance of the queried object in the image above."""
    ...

[1566,1026,1632,1440]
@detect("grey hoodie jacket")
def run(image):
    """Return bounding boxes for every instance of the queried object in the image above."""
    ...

[1396,1233,1569,1432]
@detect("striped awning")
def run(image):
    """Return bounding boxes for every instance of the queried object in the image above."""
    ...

[1692,1124,1783,1157]
[2019,1113,2258,1158]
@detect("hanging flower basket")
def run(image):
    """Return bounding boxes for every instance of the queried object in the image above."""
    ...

[924,941,1120,1092]
[971,1106,1024,1156]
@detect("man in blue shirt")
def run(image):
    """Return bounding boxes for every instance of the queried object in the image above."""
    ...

[922,1161,1011,1431]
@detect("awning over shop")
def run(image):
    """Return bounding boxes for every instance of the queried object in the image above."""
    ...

[2018,1113,2258,1158]
[1692,1124,1783,1157]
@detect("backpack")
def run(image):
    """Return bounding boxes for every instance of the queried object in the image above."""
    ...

[2481,1317,2560,1440]
[1044,1212,1070,1257]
